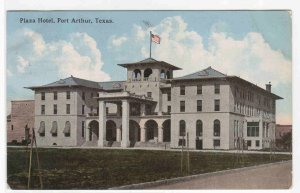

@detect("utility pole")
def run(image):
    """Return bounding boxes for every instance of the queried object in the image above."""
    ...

[180,135,184,174]
[149,31,152,58]
[27,128,43,189]
[186,132,190,174]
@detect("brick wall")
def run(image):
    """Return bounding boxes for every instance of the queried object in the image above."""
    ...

[7,100,35,143]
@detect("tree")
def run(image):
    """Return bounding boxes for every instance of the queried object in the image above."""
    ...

[281,131,292,151]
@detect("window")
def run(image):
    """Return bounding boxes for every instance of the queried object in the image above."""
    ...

[38,121,45,137]
[180,101,185,112]
[256,140,260,147]
[82,121,85,138]
[197,85,202,95]
[180,86,185,95]
[144,68,152,80]
[82,92,85,100]
[66,104,70,114]
[214,119,220,136]
[147,92,152,98]
[66,91,71,99]
[214,99,220,111]
[11,125,14,131]
[145,104,152,115]
[196,120,203,137]
[266,123,269,137]
[167,91,171,101]
[247,122,259,137]
[51,121,58,137]
[247,140,252,147]
[197,100,202,112]
[133,69,142,80]
[82,105,85,115]
[179,120,186,136]
[166,71,171,79]
[160,70,166,79]
[64,121,71,137]
[178,139,186,146]
[41,105,45,115]
[213,139,220,147]
[54,91,57,100]
[215,84,220,94]
[167,106,171,113]
[90,106,93,113]
[41,92,45,100]
[53,104,57,114]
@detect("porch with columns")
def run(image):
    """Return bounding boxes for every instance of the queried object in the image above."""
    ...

[97,91,160,148]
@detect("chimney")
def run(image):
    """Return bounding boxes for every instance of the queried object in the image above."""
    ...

[266,82,272,92]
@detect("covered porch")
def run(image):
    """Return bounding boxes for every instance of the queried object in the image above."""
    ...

[89,91,170,148]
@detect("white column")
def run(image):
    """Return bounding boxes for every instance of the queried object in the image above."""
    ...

[121,100,130,148]
[98,101,106,147]
[158,125,163,142]
[140,126,146,142]
[141,103,145,116]
[85,121,90,142]
[116,127,121,142]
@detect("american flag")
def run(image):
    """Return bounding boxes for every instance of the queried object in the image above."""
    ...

[151,33,161,44]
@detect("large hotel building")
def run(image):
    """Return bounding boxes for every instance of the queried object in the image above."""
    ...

[26,58,282,150]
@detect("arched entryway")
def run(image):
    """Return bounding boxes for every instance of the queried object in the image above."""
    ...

[106,120,117,141]
[145,120,158,141]
[129,120,140,143]
[162,119,171,142]
[88,120,99,142]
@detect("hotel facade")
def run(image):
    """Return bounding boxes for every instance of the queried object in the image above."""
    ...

[26,58,282,150]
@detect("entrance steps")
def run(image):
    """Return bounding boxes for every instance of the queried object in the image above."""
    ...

[81,141,170,149]
[107,141,121,147]
[82,140,98,147]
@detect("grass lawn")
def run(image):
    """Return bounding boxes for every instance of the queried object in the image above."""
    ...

[7,147,292,189]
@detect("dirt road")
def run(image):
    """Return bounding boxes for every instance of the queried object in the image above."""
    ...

[150,161,292,189]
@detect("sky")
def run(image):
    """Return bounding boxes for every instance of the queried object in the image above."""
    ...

[6,11,292,124]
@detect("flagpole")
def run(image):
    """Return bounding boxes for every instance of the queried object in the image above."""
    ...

[150,31,152,58]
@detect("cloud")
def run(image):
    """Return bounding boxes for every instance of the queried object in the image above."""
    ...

[111,36,128,47]
[109,16,292,88]
[8,28,110,81]
[16,56,29,73]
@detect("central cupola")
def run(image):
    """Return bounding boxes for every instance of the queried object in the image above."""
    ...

[118,57,181,82]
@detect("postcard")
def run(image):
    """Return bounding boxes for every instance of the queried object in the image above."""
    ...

[5,8,293,190]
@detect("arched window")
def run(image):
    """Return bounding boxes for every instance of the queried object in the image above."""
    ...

[160,70,165,79]
[196,120,203,137]
[38,121,45,137]
[51,121,58,137]
[64,121,71,137]
[179,120,186,136]
[132,69,141,81]
[166,71,171,79]
[214,119,220,136]
[144,68,152,80]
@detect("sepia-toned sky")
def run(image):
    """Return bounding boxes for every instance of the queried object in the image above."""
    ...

[6,11,292,124]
